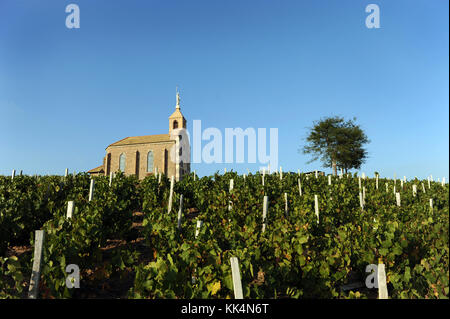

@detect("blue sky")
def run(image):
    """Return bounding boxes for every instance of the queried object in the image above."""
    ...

[0,0,448,179]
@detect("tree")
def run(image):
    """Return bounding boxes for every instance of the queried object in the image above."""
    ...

[300,116,369,175]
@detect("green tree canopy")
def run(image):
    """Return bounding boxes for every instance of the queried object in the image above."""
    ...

[300,116,369,174]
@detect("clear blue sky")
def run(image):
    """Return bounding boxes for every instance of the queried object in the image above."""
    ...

[1,0,448,180]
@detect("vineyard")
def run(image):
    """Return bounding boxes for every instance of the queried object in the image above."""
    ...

[0,171,448,299]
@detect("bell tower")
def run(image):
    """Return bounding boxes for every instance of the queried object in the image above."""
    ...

[169,88,186,134]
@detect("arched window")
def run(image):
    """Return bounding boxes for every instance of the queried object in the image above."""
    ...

[173,120,178,129]
[119,153,126,172]
[147,150,154,172]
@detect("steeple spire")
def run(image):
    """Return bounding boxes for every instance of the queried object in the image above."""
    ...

[176,86,180,109]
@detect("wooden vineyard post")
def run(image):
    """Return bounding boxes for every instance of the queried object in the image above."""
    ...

[262,195,268,232]
[168,176,174,214]
[396,192,401,207]
[28,230,45,299]
[314,195,319,223]
[11,169,15,180]
[195,220,203,238]
[88,179,95,201]
[298,178,302,196]
[377,262,389,299]
[284,193,288,216]
[67,201,74,219]
[177,195,184,230]
[230,257,243,299]
[109,172,113,187]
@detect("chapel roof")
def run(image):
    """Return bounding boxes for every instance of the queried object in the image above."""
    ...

[106,134,173,149]
[87,165,104,173]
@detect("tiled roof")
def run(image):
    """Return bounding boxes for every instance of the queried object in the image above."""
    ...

[107,134,173,148]
[87,165,104,173]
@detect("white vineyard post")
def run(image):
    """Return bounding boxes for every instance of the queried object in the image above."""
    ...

[88,179,95,201]
[168,176,174,214]
[177,195,184,230]
[442,178,445,187]
[262,168,265,186]
[328,175,331,186]
[280,166,283,180]
[376,174,379,190]
[400,179,403,189]
[298,178,302,196]
[363,187,366,204]
[412,185,417,197]
[65,168,68,178]
[377,263,389,299]
[315,170,318,179]
[359,192,364,210]
[422,183,426,193]
[67,201,74,219]
[393,185,396,195]
[195,220,203,238]
[158,172,162,184]
[429,198,433,212]
[314,195,319,223]
[362,172,366,179]
[385,183,388,193]
[358,177,361,190]
[28,230,45,299]
[230,257,243,299]
[284,193,288,216]
[428,177,431,189]
[228,179,234,211]
[109,172,113,187]
[262,195,268,232]
[396,192,401,207]
[243,174,246,181]
[11,169,15,180]
[193,170,196,181]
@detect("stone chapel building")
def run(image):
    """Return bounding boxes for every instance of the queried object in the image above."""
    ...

[87,91,190,181]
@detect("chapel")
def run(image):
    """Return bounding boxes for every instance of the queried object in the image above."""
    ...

[87,91,190,181]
